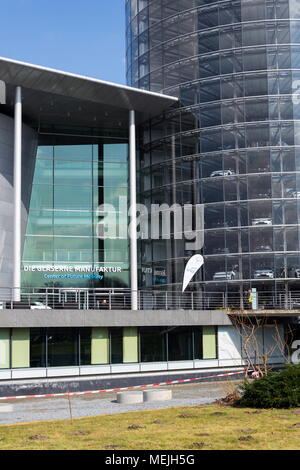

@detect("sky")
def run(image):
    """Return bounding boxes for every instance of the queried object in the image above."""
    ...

[0,0,126,84]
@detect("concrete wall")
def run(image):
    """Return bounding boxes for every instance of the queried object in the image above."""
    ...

[218,325,286,367]
[0,114,37,297]
[0,309,233,328]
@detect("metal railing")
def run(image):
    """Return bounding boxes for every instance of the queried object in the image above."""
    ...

[0,287,300,311]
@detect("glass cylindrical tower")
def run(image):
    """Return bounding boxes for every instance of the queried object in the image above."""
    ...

[126,0,300,301]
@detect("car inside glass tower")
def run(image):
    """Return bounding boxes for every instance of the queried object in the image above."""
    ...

[126,0,300,309]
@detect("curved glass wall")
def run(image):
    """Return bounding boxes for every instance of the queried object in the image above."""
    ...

[127,0,300,296]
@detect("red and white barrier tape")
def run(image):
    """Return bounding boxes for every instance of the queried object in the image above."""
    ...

[0,370,248,402]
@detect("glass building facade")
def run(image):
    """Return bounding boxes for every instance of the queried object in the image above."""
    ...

[126,0,300,299]
[1,326,216,368]
[22,125,130,289]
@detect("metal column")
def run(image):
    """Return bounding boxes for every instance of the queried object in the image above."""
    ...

[13,86,22,302]
[129,110,138,310]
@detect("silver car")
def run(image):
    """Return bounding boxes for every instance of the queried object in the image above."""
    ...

[213,271,237,281]
[210,170,235,177]
[254,269,274,279]
[252,218,272,226]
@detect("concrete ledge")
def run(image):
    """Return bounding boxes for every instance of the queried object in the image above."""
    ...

[143,389,172,402]
[0,309,233,328]
[117,391,143,404]
[229,310,300,317]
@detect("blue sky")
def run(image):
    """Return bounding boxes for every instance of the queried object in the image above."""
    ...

[0,0,126,84]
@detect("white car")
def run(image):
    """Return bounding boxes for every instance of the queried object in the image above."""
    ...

[254,245,272,252]
[210,170,235,177]
[30,302,52,310]
[213,271,237,281]
[254,269,274,279]
[290,191,300,199]
[252,218,272,226]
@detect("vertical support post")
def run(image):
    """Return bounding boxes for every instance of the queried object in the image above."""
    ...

[129,110,138,310]
[13,86,22,302]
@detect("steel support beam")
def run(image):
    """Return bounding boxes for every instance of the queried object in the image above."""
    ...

[13,86,22,302]
[129,110,138,310]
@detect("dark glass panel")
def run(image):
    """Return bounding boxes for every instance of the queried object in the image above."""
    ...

[167,327,193,361]
[47,328,78,367]
[205,256,226,282]
[140,327,167,362]
[110,328,123,364]
[30,329,46,368]
[204,204,224,229]
[80,328,92,366]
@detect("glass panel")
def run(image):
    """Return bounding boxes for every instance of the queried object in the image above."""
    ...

[80,329,92,366]
[205,205,224,229]
[36,146,53,159]
[93,163,128,187]
[140,327,167,362]
[23,236,54,262]
[54,161,92,186]
[30,329,46,368]
[30,185,53,209]
[54,186,92,210]
[204,231,226,255]
[110,328,123,364]
[53,211,93,237]
[27,211,53,236]
[53,237,93,263]
[47,328,78,367]
[33,159,53,185]
[103,144,128,163]
[167,327,193,361]
[54,145,93,161]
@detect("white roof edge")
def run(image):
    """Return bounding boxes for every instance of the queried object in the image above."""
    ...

[0,56,178,103]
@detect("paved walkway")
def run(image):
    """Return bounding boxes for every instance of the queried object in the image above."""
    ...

[0,380,241,425]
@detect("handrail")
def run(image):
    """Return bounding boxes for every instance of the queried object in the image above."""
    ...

[0,287,299,311]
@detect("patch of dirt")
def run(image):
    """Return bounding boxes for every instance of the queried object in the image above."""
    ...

[211,411,226,416]
[289,423,300,428]
[238,435,254,441]
[192,442,205,449]
[128,424,144,430]
[179,414,194,419]
[28,434,48,441]
[152,419,165,424]
[293,410,300,415]
[214,393,240,406]
[69,430,89,436]
[198,433,209,437]
[244,410,262,414]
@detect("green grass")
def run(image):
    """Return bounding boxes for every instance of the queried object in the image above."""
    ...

[0,404,300,450]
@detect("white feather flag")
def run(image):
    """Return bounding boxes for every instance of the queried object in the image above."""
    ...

[182,254,204,293]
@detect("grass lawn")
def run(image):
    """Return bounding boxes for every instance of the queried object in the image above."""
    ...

[0,404,299,450]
